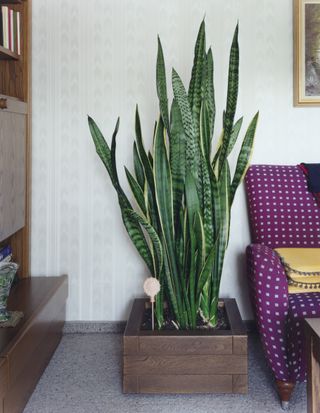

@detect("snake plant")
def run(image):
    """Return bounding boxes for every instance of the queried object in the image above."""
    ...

[88,20,258,329]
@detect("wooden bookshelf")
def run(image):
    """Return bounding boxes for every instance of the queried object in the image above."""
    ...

[0,0,30,277]
[0,46,19,60]
[0,5,68,413]
[0,1,24,4]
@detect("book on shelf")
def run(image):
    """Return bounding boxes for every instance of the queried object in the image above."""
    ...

[0,5,20,55]
[0,254,12,263]
[0,245,12,262]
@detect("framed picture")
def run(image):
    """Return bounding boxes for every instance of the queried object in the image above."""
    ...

[294,0,320,106]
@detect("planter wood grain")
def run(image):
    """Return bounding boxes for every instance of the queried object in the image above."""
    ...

[123,298,247,394]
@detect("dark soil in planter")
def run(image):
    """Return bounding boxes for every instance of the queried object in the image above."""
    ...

[141,304,229,331]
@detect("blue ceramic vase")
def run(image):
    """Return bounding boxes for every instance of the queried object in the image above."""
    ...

[0,262,18,322]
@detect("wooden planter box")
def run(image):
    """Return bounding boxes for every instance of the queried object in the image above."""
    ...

[123,298,247,394]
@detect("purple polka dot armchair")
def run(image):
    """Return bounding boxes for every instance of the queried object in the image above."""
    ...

[245,165,320,408]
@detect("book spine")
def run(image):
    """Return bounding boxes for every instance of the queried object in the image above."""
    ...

[0,246,12,262]
[16,11,20,55]
[8,8,12,51]
[13,10,17,54]
[0,8,3,47]
[2,6,8,49]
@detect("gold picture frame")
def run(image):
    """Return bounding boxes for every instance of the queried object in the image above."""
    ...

[294,0,320,106]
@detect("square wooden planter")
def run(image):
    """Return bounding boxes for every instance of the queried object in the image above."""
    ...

[123,298,247,394]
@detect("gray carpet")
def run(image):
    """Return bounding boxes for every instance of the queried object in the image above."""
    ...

[23,334,306,413]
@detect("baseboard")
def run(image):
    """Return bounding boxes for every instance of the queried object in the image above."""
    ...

[63,321,126,334]
[63,319,257,334]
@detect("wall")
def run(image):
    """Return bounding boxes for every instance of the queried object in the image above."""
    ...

[31,0,320,321]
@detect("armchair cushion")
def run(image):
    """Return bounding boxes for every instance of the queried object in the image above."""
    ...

[275,248,320,293]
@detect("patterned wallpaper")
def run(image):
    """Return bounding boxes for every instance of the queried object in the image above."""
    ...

[31,0,320,321]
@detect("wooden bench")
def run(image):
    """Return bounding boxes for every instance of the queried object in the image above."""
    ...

[0,275,67,413]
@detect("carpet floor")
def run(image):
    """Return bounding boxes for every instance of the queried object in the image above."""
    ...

[23,333,306,413]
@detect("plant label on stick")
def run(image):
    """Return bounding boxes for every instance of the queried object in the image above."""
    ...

[143,277,160,330]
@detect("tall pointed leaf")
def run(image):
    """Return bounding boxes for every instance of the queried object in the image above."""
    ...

[156,37,170,135]
[133,142,145,189]
[123,209,163,278]
[88,116,154,273]
[188,19,206,142]
[170,98,186,222]
[197,245,215,303]
[219,24,239,175]
[172,68,199,179]
[230,112,259,203]
[125,167,147,216]
[88,116,119,188]
[154,116,183,320]
[199,154,214,254]
[227,117,243,156]
[204,47,215,151]
[135,106,155,192]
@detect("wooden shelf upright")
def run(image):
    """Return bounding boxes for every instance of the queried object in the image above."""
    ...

[0,0,31,277]
[0,2,68,413]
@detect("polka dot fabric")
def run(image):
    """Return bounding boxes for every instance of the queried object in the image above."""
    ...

[245,165,320,248]
[245,165,320,384]
[247,244,291,382]
[286,293,320,382]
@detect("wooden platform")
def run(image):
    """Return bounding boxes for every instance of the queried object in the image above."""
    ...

[0,275,68,413]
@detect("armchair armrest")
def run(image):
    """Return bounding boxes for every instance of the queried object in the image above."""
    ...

[246,243,289,306]
[246,243,291,381]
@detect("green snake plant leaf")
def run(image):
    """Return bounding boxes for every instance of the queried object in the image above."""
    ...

[125,167,147,216]
[199,154,214,254]
[195,211,206,277]
[133,142,145,190]
[154,116,183,321]
[88,116,119,188]
[188,219,198,328]
[185,171,202,326]
[156,36,170,135]
[216,160,231,281]
[219,24,239,176]
[154,117,174,238]
[230,111,259,204]
[211,118,243,170]
[162,250,180,327]
[123,209,163,278]
[148,151,154,167]
[170,98,186,224]
[208,166,220,242]
[175,208,185,273]
[206,161,231,323]
[227,117,243,156]
[196,245,216,305]
[88,116,154,274]
[200,101,210,158]
[185,169,201,225]
[203,47,215,155]
[135,106,155,193]
[135,107,159,228]
[199,101,214,254]
[145,181,159,231]
[188,19,206,142]
[172,68,199,180]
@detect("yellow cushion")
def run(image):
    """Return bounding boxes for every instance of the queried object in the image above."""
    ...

[274,248,320,293]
